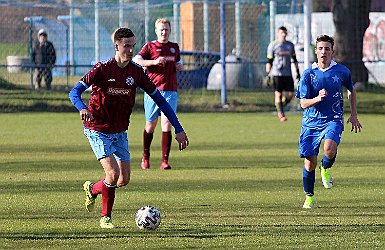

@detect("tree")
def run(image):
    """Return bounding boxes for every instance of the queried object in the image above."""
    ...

[331,0,371,86]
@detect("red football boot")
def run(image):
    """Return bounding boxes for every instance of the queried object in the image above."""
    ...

[141,157,150,169]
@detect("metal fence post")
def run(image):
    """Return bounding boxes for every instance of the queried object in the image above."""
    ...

[269,0,276,42]
[304,0,312,69]
[203,0,209,52]
[220,1,227,107]
[95,0,100,64]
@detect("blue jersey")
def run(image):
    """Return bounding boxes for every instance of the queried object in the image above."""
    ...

[296,61,354,128]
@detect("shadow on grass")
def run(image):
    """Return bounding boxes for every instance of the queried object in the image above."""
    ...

[1,222,384,241]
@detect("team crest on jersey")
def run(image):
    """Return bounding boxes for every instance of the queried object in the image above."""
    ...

[126,76,134,86]
[170,48,176,53]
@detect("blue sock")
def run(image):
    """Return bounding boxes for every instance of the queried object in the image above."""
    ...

[303,167,315,196]
[321,154,336,169]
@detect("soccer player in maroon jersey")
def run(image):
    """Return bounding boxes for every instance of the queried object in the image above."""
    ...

[69,27,189,229]
[133,18,184,170]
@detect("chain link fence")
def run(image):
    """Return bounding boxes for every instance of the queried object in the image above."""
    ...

[0,0,384,106]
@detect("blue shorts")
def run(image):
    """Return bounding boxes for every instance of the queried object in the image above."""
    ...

[298,121,343,158]
[83,127,130,162]
[144,90,178,122]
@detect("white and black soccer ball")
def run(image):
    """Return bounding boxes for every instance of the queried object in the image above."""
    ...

[135,206,161,230]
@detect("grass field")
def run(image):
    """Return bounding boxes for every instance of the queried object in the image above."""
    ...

[0,112,384,249]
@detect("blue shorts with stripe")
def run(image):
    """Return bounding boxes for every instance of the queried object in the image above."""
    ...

[144,90,178,122]
[298,121,343,158]
[83,127,130,162]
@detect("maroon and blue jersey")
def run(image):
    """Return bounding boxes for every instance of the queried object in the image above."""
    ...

[136,41,180,91]
[80,58,156,134]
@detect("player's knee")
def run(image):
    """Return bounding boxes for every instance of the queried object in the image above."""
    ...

[324,148,337,159]
[324,142,337,157]
[145,123,157,133]
[304,157,317,171]
[105,169,120,182]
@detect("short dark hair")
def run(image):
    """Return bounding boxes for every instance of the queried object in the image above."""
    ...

[316,35,334,49]
[113,27,135,42]
[278,26,287,32]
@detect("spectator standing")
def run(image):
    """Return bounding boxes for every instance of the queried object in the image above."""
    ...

[32,29,56,90]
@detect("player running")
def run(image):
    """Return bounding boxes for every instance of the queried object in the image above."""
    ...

[296,35,362,209]
[69,27,189,228]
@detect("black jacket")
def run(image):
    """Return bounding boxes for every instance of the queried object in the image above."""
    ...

[32,40,56,67]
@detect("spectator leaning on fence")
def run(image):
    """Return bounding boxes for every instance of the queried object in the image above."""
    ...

[32,29,56,90]
[133,18,184,170]
[266,26,300,122]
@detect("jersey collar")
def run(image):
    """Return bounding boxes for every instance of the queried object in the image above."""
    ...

[312,60,337,72]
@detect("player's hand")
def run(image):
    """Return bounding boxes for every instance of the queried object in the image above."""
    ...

[155,57,166,67]
[175,131,189,151]
[317,88,327,102]
[176,63,184,71]
[347,116,362,133]
[80,108,94,122]
[265,76,271,86]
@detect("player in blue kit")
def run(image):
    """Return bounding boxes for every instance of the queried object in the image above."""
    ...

[296,35,362,208]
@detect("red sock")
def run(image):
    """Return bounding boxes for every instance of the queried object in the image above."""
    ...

[91,179,104,196]
[162,131,172,163]
[143,130,153,159]
[91,179,116,217]
[100,180,116,217]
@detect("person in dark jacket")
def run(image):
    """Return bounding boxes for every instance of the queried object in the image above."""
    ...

[32,29,56,90]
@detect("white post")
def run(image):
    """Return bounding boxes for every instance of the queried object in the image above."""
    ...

[303,0,312,68]
[145,0,149,42]
[69,0,74,75]
[173,0,180,44]
[235,0,241,56]
[269,0,276,42]
[203,0,209,52]
[119,0,124,27]
[95,0,100,63]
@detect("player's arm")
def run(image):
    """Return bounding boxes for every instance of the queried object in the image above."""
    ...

[147,89,189,150]
[292,55,300,79]
[265,58,273,75]
[148,89,183,133]
[175,48,184,71]
[300,88,328,109]
[133,54,166,67]
[266,43,274,75]
[346,88,362,133]
[68,81,93,121]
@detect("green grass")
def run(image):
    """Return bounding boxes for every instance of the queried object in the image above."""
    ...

[0,112,384,249]
[1,85,385,113]
[0,43,28,64]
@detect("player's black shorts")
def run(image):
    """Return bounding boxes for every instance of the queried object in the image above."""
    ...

[273,76,294,92]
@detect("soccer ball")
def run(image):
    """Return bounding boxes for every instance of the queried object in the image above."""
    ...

[135,205,161,230]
